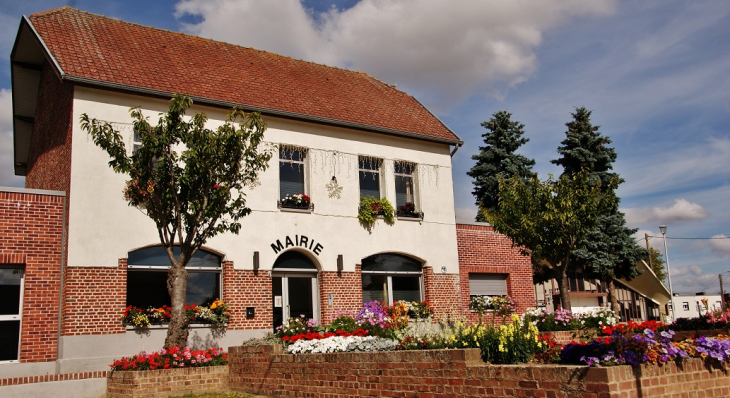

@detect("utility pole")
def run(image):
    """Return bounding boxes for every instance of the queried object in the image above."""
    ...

[645,233,652,268]
[720,274,726,310]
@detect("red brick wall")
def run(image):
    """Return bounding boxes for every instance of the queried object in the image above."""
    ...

[422,266,461,319]
[319,267,363,324]
[107,365,228,397]
[223,263,272,330]
[230,346,730,398]
[456,224,535,324]
[0,189,65,362]
[62,260,126,336]
[24,61,74,193]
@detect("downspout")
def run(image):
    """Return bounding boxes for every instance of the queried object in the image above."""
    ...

[450,142,462,157]
[55,193,68,374]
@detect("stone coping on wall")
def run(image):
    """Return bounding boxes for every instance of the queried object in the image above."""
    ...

[228,344,730,397]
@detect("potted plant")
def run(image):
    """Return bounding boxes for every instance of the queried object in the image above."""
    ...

[396,201,423,219]
[358,196,395,226]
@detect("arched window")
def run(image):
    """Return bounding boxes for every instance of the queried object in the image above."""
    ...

[126,246,222,309]
[361,253,422,305]
[272,251,318,271]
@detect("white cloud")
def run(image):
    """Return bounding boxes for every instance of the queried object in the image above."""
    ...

[175,0,617,110]
[709,235,730,256]
[671,264,719,293]
[0,89,25,187]
[623,199,709,227]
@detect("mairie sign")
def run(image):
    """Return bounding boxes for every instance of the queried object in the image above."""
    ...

[270,235,324,256]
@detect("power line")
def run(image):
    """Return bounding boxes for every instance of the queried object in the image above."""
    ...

[645,235,729,240]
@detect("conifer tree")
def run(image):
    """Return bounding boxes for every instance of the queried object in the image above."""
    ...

[552,107,647,316]
[468,111,535,221]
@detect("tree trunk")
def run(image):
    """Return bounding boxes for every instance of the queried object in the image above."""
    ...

[165,264,189,349]
[557,266,572,311]
[607,279,620,318]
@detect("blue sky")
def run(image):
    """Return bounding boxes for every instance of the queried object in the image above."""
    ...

[1,0,728,294]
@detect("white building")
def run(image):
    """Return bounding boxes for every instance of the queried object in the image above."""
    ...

[3,7,536,379]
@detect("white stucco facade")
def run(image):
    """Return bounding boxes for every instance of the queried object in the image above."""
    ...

[67,87,459,273]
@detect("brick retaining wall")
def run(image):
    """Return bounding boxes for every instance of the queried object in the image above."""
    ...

[229,345,730,397]
[106,366,228,398]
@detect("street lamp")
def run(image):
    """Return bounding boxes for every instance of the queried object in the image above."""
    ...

[660,225,676,322]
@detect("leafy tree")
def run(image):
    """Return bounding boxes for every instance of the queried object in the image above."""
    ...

[647,247,667,283]
[467,110,535,221]
[80,95,273,348]
[552,107,647,315]
[484,171,617,311]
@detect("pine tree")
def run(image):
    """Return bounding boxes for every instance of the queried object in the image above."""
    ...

[552,107,647,316]
[467,111,535,221]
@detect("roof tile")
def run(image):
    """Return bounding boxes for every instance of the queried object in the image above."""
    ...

[29,7,459,143]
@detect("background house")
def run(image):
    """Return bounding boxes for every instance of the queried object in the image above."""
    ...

[534,260,671,322]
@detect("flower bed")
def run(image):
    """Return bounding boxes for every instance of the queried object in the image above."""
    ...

[107,347,228,397]
[270,301,550,363]
[110,347,227,371]
[523,307,618,332]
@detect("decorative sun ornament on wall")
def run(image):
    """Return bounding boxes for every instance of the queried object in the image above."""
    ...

[326,176,343,199]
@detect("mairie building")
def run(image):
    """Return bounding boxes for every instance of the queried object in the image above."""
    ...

[1,7,534,377]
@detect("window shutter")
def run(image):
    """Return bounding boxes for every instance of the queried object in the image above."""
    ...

[469,274,508,296]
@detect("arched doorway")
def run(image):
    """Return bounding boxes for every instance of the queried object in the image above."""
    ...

[272,250,319,330]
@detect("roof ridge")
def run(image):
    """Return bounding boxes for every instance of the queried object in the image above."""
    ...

[29,7,404,92]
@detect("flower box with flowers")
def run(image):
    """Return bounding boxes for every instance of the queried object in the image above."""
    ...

[396,202,424,219]
[121,299,230,329]
[278,193,312,210]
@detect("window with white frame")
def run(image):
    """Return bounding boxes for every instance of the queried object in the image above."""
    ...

[0,267,23,361]
[126,246,222,309]
[682,302,689,311]
[359,157,382,199]
[394,161,418,216]
[469,273,508,299]
[279,146,307,201]
[361,253,422,305]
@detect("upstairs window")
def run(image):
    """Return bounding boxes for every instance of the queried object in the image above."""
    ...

[279,146,307,200]
[133,129,142,154]
[359,157,382,199]
[394,161,418,217]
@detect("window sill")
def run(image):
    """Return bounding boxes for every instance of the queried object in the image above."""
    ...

[279,207,313,214]
[278,201,314,212]
[397,215,423,222]
[125,323,226,331]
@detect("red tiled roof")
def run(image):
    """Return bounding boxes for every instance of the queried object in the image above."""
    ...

[28,7,459,143]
